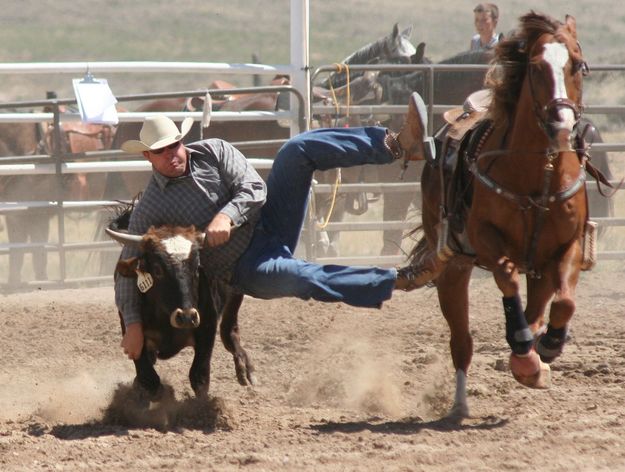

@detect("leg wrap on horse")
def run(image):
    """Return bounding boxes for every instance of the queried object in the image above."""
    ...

[536,324,568,363]
[503,295,533,355]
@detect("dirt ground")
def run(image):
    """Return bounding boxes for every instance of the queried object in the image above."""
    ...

[1,262,625,471]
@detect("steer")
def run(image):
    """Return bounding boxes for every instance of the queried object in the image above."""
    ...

[106,219,255,399]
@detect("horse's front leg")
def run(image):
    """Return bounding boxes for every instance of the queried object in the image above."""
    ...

[492,256,551,389]
[535,242,582,363]
[470,221,550,389]
[436,261,473,419]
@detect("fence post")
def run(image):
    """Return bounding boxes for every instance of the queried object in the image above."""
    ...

[49,97,67,283]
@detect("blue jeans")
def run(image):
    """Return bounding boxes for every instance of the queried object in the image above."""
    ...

[232,127,398,308]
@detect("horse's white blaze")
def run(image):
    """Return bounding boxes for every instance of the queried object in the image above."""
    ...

[543,42,575,130]
[162,235,193,260]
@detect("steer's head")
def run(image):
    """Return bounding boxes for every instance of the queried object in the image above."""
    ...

[108,225,205,330]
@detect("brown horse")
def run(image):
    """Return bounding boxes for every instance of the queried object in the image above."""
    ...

[0,121,52,285]
[0,109,114,286]
[414,12,592,418]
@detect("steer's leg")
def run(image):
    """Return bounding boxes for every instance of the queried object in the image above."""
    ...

[132,352,161,398]
[189,272,219,397]
[220,292,256,386]
[118,310,162,398]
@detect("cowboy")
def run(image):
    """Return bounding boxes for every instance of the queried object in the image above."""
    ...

[114,93,432,360]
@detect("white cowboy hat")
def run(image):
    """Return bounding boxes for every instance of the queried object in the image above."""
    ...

[121,115,194,154]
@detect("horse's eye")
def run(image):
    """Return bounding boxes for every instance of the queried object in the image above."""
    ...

[581,62,589,76]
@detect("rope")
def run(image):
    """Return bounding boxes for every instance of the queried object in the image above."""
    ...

[329,63,351,124]
[315,62,352,230]
[316,169,341,230]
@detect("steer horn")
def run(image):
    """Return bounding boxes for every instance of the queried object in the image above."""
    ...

[105,227,144,247]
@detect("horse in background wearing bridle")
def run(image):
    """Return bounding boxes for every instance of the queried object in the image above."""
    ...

[311,23,427,257]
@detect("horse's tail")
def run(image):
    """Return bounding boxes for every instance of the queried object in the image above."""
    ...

[406,225,428,262]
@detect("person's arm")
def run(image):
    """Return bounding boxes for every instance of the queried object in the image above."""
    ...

[200,140,266,246]
[214,139,267,226]
[115,255,143,359]
[113,197,157,359]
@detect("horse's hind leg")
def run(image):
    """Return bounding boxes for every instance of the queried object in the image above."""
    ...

[436,261,473,419]
[220,292,256,386]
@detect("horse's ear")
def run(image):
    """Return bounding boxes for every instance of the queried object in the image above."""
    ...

[565,15,577,38]
[413,42,426,63]
[400,25,413,39]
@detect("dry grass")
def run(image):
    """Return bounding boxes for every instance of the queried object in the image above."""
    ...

[2,1,625,99]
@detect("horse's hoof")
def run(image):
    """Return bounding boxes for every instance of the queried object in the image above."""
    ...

[447,402,470,421]
[535,329,567,363]
[510,350,551,389]
[247,372,258,386]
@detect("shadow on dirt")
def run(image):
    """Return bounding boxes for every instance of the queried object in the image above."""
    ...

[310,415,508,435]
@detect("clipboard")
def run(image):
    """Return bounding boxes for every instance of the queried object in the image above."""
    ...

[72,72,119,124]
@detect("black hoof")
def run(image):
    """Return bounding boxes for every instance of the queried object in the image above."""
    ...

[535,329,567,364]
[133,377,166,402]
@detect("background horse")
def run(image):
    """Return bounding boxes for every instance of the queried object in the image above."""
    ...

[0,108,112,286]
[319,23,419,90]
[414,12,593,418]
[310,24,427,257]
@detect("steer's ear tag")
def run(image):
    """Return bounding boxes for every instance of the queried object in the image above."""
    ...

[136,270,154,293]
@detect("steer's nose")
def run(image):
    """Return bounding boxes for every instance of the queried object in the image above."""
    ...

[170,308,201,328]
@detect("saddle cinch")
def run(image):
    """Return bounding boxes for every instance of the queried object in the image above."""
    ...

[431,89,602,271]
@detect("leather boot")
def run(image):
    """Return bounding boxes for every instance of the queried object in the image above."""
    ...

[396,92,428,161]
[395,250,443,291]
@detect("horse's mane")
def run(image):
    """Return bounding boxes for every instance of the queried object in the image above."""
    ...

[485,11,562,127]
[342,34,391,65]
[322,24,414,89]
[320,35,390,89]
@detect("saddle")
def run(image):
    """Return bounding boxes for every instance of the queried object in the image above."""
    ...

[41,104,113,154]
[442,89,492,142]
[432,89,494,255]
[436,118,493,258]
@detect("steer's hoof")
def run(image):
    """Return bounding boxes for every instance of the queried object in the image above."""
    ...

[510,349,551,389]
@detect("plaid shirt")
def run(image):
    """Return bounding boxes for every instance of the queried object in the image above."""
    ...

[115,139,266,326]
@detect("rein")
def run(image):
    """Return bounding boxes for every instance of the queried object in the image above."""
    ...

[467,35,590,276]
[470,145,587,211]
[469,121,588,277]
